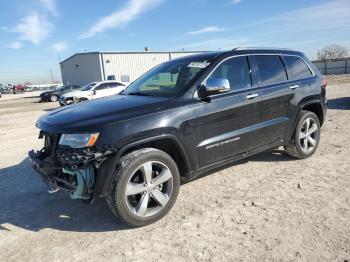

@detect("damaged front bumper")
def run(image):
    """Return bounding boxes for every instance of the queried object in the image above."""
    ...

[28,132,114,200]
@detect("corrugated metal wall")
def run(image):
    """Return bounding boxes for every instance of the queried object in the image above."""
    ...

[101,52,199,82]
[60,52,201,85]
[60,53,103,85]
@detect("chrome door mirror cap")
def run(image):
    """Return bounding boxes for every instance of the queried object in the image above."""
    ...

[201,78,231,97]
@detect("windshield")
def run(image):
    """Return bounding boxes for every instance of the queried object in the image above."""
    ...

[122,58,211,97]
[81,82,97,91]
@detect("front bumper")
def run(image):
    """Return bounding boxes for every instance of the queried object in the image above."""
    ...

[29,132,114,198]
[28,149,61,189]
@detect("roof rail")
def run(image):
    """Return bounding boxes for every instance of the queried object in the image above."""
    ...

[232,47,294,51]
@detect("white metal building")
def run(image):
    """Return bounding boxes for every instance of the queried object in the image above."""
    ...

[60,51,201,86]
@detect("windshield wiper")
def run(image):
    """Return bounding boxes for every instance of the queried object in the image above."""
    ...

[127,92,152,96]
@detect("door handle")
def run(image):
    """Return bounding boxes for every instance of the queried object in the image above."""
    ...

[246,93,259,99]
[290,84,300,90]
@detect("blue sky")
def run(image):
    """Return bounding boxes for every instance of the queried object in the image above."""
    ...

[0,0,349,84]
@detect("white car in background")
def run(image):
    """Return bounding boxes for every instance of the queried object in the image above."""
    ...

[59,81,129,106]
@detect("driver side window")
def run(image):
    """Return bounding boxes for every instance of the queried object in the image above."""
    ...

[208,56,252,91]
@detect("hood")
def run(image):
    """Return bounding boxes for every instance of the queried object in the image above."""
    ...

[37,95,170,133]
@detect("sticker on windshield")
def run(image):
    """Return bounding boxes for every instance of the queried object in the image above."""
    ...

[187,61,210,69]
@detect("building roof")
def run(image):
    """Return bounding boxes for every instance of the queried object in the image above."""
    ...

[59,51,206,64]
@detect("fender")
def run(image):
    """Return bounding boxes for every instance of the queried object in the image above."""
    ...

[288,97,324,139]
[93,134,191,197]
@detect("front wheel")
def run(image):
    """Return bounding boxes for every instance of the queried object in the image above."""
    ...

[285,110,321,159]
[106,148,180,227]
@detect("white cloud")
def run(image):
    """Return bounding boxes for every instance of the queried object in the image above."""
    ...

[39,0,57,16]
[12,13,53,44]
[230,0,242,4]
[187,26,228,35]
[52,42,67,53]
[80,0,163,39]
[7,41,22,49]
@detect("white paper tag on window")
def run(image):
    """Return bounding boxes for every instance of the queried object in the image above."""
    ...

[188,61,210,68]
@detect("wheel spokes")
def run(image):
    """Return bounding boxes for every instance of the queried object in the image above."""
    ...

[307,136,316,146]
[308,124,317,135]
[152,169,172,186]
[135,193,149,216]
[126,182,145,196]
[152,189,169,207]
[305,119,310,133]
[140,162,153,184]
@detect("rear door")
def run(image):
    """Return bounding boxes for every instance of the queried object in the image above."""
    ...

[250,54,294,146]
[195,56,262,167]
[282,55,316,134]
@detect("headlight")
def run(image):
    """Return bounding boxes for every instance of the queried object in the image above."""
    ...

[59,133,99,148]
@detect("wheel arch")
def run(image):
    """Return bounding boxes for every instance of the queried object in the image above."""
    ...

[288,99,325,140]
[95,134,191,197]
[301,101,324,126]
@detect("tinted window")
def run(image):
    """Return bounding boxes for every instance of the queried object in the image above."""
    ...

[284,56,313,80]
[94,83,109,91]
[109,82,124,88]
[208,56,251,90]
[255,55,287,85]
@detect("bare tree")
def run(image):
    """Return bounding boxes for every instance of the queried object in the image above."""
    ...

[317,44,348,60]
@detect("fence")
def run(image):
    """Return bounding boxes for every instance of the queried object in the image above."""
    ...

[312,57,350,75]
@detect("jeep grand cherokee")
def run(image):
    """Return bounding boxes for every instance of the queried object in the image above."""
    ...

[29,48,327,226]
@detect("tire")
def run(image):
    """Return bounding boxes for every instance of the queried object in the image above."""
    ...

[106,148,180,227]
[50,95,58,102]
[285,110,321,159]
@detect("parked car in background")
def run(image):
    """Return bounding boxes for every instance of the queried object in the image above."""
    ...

[13,85,26,94]
[29,48,327,227]
[40,85,82,102]
[59,81,128,106]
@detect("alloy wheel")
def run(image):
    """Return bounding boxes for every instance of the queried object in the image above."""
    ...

[299,117,318,153]
[125,161,173,217]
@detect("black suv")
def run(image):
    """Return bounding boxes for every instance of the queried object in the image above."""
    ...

[40,85,81,102]
[29,48,327,226]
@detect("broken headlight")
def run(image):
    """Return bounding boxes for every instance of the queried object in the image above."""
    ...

[59,133,99,148]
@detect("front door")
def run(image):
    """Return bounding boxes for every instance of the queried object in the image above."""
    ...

[195,56,262,167]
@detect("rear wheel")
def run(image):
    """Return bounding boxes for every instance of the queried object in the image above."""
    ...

[285,110,320,159]
[106,148,180,227]
[50,95,58,102]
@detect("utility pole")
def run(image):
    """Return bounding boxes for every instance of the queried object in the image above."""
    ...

[50,68,54,84]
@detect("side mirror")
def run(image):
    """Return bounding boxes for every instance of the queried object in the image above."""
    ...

[200,78,230,97]
[92,90,96,95]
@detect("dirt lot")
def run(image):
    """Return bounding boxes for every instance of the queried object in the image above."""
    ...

[0,76,350,261]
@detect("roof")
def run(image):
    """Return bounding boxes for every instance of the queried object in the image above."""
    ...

[60,47,303,64]
[59,51,206,64]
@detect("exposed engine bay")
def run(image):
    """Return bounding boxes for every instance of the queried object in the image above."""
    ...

[29,131,111,200]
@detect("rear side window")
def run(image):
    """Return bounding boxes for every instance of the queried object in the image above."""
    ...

[109,82,124,88]
[94,83,109,90]
[208,56,251,91]
[254,55,287,85]
[284,56,313,80]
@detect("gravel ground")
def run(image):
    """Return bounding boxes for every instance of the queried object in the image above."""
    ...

[0,76,349,261]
